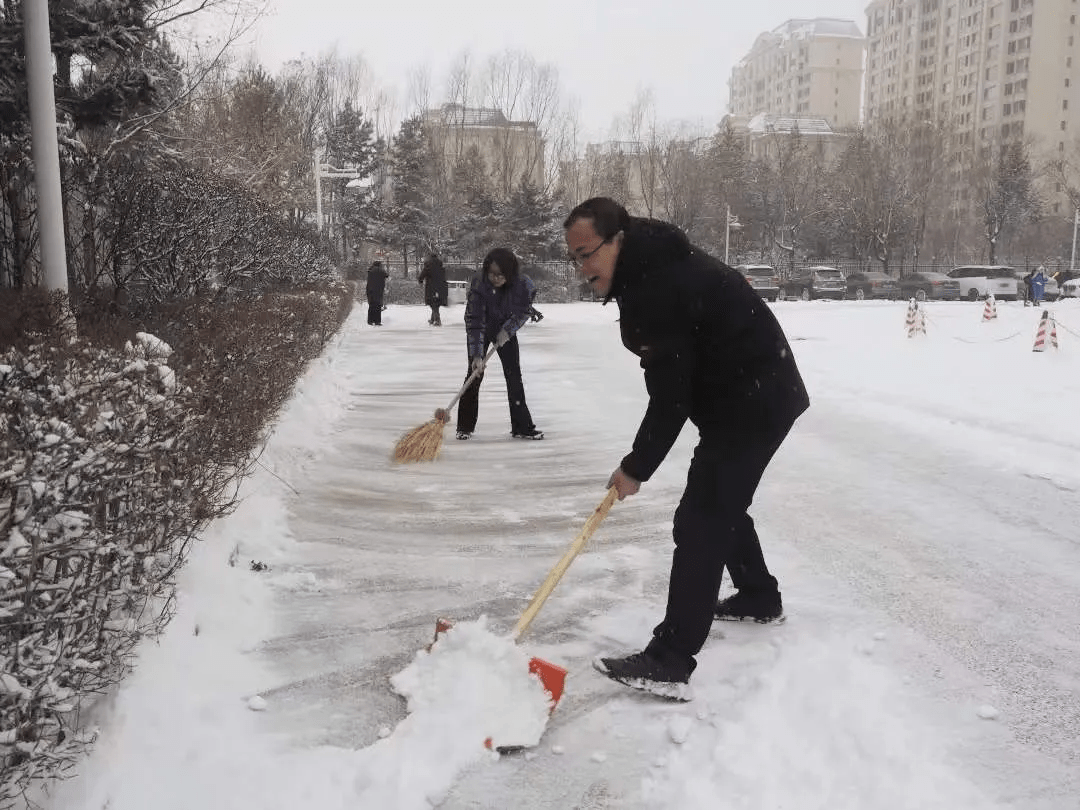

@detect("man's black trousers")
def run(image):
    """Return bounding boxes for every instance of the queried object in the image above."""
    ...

[655,422,791,662]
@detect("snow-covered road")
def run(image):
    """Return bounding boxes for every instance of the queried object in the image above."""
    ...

[49,299,1080,810]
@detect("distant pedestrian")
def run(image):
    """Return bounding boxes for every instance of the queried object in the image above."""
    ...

[418,253,449,326]
[456,247,543,441]
[524,274,544,322]
[366,260,388,326]
[1031,265,1049,306]
[1022,270,1034,306]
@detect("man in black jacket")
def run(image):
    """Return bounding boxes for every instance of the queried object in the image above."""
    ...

[564,197,809,697]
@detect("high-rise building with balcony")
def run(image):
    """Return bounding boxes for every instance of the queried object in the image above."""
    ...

[864,0,1080,155]
[728,18,865,130]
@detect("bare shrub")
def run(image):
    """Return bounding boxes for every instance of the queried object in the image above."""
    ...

[0,280,352,804]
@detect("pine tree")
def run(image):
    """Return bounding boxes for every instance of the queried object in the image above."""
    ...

[500,181,563,260]
[453,145,498,262]
[373,116,432,274]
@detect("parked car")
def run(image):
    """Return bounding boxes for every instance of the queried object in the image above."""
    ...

[735,264,780,302]
[947,265,1019,301]
[898,272,961,301]
[780,266,846,300]
[844,271,900,300]
[1060,276,1080,298]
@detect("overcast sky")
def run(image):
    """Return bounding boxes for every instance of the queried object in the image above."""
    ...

[244,0,869,142]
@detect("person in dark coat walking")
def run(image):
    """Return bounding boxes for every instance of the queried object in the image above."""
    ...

[523,273,544,322]
[1022,270,1035,306]
[457,247,543,441]
[365,260,388,325]
[418,253,449,326]
[564,197,809,696]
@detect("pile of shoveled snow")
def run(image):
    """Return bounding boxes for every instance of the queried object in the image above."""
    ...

[390,616,553,749]
[349,617,554,807]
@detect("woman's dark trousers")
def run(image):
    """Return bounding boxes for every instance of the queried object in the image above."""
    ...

[456,337,535,434]
[652,424,790,662]
[367,297,383,325]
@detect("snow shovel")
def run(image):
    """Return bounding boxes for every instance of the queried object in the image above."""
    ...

[433,486,618,744]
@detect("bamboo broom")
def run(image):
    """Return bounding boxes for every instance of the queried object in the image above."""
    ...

[392,344,498,463]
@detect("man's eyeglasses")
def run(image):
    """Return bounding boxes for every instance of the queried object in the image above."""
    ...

[568,238,610,267]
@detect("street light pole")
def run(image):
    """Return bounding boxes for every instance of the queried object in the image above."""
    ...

[1071,207,1078,272]
[24,0,68,295]
[314,149,370,235]
[314,150,323,232]
[725,205,731,264]
[724,205,741,265]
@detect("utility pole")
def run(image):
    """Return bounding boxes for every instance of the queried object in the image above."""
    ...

[724,205,741,265]
[1071,207,1078,271]
[313,149,370,234]
[24,0,69,296]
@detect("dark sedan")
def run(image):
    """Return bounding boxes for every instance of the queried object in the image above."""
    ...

[735,264,780,302]
[780,266,847,300]
[897,272,961,301]
[845,271,900,300]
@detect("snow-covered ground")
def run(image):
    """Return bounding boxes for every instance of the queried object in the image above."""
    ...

[41,298,1080,809]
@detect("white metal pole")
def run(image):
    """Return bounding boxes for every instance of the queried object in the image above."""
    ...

[725,204,730,265]
[315,151,321,233]
[1071,207,1078,271]
[24,0,68,294]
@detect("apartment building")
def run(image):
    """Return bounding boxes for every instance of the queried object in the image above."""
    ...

[864,0,1080,156]
[728,18,865,130]
[421,103,545,192]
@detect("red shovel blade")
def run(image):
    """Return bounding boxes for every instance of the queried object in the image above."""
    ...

[529,657,567,707]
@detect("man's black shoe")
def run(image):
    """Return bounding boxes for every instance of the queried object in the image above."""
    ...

[593,648,694,701]
[511,428,544,440]
[714,590,785,624]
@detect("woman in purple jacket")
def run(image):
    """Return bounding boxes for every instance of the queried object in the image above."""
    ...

[456,247,543,441]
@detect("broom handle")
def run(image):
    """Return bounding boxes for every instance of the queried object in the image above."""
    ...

[442,343,500,414]
[512,486,619,642]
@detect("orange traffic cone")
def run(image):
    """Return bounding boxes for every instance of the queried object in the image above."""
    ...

[982,294,998,321]
[1032,310,1059,352]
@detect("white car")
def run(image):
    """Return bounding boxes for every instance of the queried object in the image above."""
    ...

[1061,277,1080,298]
[947,266,1019,301]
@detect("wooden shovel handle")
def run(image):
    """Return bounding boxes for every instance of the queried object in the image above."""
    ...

[511,487,619,642]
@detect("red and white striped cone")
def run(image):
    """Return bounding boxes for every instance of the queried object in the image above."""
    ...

[905,298,918,337]
[916,304,927,336]
[982,294,997,321]
[1032,310,1058,351]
